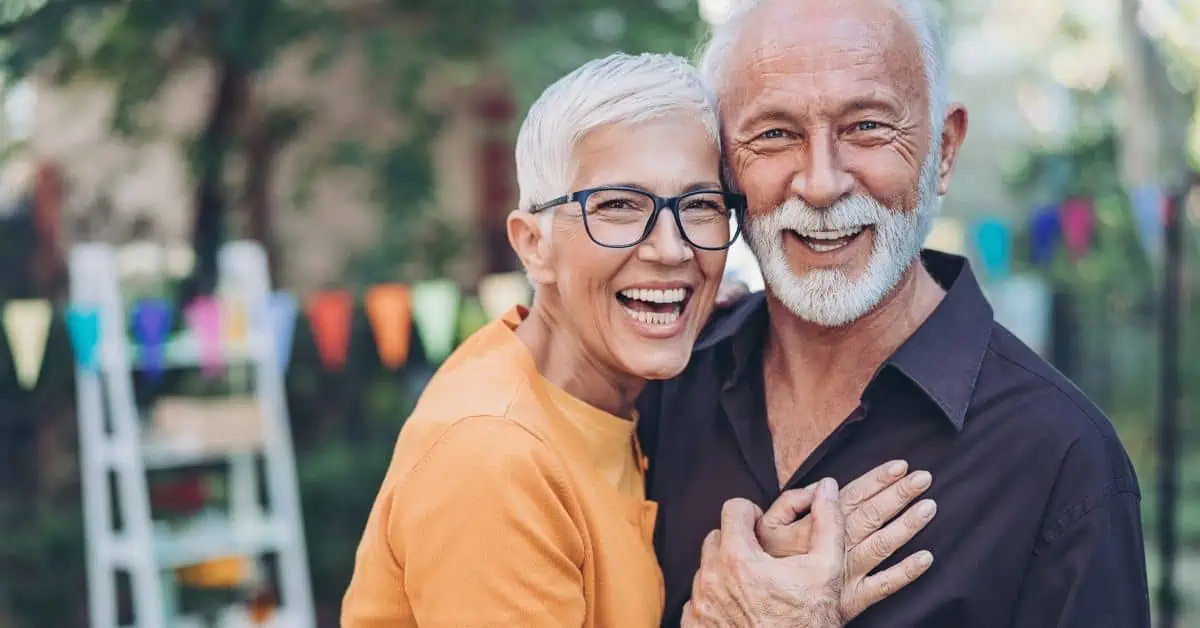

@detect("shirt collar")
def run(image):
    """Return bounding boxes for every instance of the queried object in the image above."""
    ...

[696,250,993,431]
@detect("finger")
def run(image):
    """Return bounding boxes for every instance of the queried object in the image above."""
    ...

[807,478,847,564]
[700,529,721,564]
[719,498,765,557]
[761,485,817,529]
[845,469,933,547]
[849,498,937,578]
[838,460,909,513]
[852,550,934,615]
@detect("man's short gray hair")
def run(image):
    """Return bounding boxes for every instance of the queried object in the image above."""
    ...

[515,52,720,217]
[697,0,948,143]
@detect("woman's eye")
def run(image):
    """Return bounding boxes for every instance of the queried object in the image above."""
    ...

[757,128,788,140]
[855,121,884,132]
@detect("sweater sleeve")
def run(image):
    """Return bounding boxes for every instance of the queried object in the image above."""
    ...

[394,416,588,627]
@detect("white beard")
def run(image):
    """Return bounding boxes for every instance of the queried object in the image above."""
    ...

[742,147,942,328]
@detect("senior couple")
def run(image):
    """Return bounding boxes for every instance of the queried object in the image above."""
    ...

[342,0,1151,625]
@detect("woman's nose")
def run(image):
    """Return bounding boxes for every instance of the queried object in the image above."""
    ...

[638,210,694,265]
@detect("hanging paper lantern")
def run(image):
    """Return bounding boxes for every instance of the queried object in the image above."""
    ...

[131,299,174,381]
[65,306,102,372]
[365,284,412,370]
[412,279,461,364]
[1058,197,1095,259]
[973,218,1011,280]
[184,297,223,378]
[2,300,53,389]
[456,296,489,344]
[478,272,531,320]
[266,292,297,372]
[306,290,353,370]
[1028,204,1060,266]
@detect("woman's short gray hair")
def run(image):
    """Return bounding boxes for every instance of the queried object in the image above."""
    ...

[515,52,720,216]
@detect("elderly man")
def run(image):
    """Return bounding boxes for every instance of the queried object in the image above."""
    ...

[637,0,1151,626]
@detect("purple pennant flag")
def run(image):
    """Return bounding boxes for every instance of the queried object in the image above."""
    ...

[131,298,173,381]
[267,292,298,372]
[1029,205,1060,266]
[65,306,101,372]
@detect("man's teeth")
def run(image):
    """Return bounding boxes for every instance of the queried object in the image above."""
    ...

[618,287,687,304]
[795,226,865,253]
[621,307,681,326]
[799,226,865,240]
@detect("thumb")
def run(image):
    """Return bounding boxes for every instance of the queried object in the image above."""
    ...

[809,477,847,562]
[761,484,818,529]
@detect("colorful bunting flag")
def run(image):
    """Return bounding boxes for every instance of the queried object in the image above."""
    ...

[307,290,353,370]
[456,296,489,344]
[1058,197,1095,259]
[1130,185,1166,259]
[223,297,249,352]
[1029,204,1060,266]
[65,306,101,372]
[185,297,223,378]
[973,218,1011,280]
[131,298,173,380]
[266,292,298,372]
[3,299,53,389]
[412,279,461,364]
[478,272,531,320]
[365,284,412,370]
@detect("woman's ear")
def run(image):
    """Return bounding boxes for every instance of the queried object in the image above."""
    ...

[507,210,556,285]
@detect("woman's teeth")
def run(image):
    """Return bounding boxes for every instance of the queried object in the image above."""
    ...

[619,287,687,303]
[623,308,681,326]
[617,287,687,326]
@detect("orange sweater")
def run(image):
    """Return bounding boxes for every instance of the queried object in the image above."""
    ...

[341,307,664,627]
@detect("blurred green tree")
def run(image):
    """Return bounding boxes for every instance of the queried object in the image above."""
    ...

[0,2,705,625]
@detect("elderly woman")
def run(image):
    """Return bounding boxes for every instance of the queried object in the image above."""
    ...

[342,52,931,628]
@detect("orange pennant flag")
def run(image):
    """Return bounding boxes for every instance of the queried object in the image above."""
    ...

[306,290,353,370]
[365,284,412,370]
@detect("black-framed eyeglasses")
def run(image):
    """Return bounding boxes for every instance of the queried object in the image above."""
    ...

[529,186,747,250]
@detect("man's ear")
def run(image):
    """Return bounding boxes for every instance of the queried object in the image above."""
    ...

[507,210,556,285]
[935,104,969,197]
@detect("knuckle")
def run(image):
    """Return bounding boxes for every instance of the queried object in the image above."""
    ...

[867,531,894,559]
[859,501,884,528]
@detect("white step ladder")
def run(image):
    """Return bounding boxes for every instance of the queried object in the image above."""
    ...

[69,240,315,628]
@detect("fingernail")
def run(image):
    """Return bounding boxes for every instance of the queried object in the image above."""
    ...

[819,477,839,499]
[888,461,908,478]
[910,471,932,489]
[917,551,934,567]
[917,500,937,518]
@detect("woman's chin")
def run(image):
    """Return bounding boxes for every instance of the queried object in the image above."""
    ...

[621,350,693,382]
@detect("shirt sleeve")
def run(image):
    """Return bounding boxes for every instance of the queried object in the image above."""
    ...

[395,416,588,627]
[1009,433,1151,627]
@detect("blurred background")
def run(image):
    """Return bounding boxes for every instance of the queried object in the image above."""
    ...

[0,0,1197,626]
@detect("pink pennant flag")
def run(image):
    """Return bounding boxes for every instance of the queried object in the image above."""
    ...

[1058,197,1095,260]
[185,297,223,378]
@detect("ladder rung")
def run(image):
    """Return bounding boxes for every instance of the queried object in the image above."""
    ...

[141,440,260,470]
[153,517,293,569]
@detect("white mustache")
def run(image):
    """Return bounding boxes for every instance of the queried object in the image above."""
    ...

[751,195,893,233]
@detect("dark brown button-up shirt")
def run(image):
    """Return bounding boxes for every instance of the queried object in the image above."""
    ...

[638,250,1150,627]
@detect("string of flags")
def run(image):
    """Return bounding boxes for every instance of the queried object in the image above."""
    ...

[0,272,532,390]
[969,186,1172,281]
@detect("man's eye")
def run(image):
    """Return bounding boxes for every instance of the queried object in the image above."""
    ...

[856,121,884,132]
[758,129,788,140]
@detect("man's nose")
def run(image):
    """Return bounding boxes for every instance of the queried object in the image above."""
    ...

[790,133,854,208]
[638,210,694,266]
